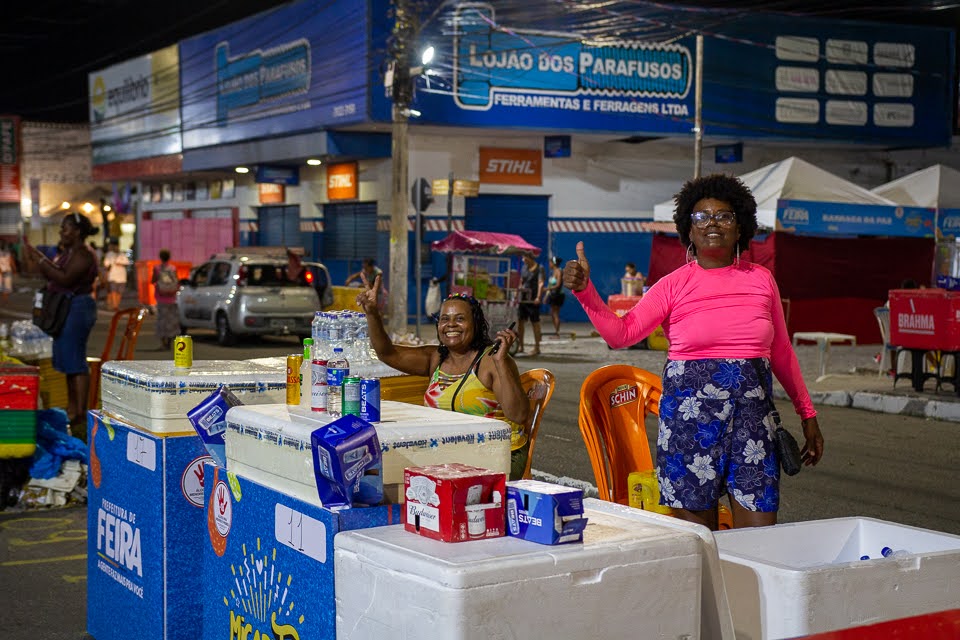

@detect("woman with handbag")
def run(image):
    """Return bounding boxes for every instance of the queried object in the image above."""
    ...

[22,213,100,442]
[564,174,824,530]
[356,276,532,480]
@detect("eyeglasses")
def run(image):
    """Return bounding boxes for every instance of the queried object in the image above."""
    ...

[691,210,736,227]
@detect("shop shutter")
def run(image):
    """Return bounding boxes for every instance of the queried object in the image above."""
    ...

[322,201,377,260]
[258,205,302,247]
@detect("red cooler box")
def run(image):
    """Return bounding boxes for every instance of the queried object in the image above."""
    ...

[888,288,960,351]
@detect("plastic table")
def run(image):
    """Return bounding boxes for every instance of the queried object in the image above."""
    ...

[792,332,857,381]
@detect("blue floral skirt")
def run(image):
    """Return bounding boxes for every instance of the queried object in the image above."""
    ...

[656,358,780,512]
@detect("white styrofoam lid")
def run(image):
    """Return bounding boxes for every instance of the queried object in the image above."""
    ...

[227,401,509,445]
[334,508,698,588]
[101,360,285,390]
[245,357,407,379]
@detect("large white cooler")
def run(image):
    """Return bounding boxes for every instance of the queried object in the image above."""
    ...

[716,517,960,639]
[333,499,704,639]
[100,360,286,434]
[225,401,511,507]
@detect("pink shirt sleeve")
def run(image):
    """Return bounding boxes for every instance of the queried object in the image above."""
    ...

[765,276,816,419]
[573,279,669,350]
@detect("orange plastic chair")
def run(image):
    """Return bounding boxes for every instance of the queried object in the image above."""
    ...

[518,368,556,479]
[88,307,148,410]
[579,364,732,529]
[578,365,661,504]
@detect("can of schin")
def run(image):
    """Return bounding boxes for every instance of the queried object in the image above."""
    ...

[173,335,193,369]
[342,376,362,416]
[311,359,328,413]
[359,378,381,423]
[286,354,303,405]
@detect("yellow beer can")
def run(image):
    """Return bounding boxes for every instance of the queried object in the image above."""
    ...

[286,354,303,405]
[173,335,193,369]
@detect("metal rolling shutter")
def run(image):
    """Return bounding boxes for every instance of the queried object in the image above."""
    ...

[464,194,549,255]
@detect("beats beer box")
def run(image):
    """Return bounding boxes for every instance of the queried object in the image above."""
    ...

[404,463,505,542]
[506,479,588,545]
[310,414,382,508]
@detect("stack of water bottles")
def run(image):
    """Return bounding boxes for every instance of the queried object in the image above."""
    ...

[305,311,387,420]
[6,320,53,358]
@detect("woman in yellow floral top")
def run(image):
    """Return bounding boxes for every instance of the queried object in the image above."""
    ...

[357,276,531,479]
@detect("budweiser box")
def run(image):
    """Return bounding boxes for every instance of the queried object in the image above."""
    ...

[404,463,505,542]
[506,479,588,545]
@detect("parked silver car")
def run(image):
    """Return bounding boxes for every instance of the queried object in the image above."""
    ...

[177,251,320,345]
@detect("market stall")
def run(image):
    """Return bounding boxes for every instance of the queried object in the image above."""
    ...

[432,230,542,354]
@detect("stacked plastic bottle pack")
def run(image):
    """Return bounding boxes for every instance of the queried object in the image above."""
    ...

[100,360,286,433]
[223,402,512,507]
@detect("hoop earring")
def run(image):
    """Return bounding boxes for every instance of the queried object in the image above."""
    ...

[685,245,695,264]
[735,243,740,266]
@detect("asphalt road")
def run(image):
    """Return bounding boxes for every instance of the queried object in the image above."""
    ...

[1,282,960,639]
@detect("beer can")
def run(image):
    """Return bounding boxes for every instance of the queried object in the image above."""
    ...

[286,354,303,405]
[359,377,381,423]
[311,359,328,413]
[173,335,193,369]
[342,376,361,416]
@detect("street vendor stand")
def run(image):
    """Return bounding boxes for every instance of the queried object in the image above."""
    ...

[431,230,542,355]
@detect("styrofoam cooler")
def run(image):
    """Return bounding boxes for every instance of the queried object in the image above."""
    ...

[715,517,960,639]
[225,401,511,507]
[100,360,286,434]
[333,502,703,639]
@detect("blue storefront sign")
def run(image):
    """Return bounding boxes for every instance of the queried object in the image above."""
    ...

[255,165,300,185]
[777,199,935,237]
[180,0,369,149]
[937,208,960,239]
[376,2,954,147]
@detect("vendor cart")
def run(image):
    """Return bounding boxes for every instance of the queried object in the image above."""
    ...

[431,230,542,356]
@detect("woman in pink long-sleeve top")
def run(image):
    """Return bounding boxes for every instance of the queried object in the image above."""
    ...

[564,174,824,531]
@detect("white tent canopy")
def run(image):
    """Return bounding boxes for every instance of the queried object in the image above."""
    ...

[871,164,960,208]
[653,156,895,229]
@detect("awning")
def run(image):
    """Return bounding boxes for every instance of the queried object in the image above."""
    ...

[431,230,542,256]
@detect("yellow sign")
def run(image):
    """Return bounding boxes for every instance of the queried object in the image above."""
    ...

[431,179,449,196]
[453,180,480,197]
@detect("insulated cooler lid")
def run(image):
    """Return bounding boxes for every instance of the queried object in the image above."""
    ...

[101,360,285,393]
[226,402,510,447]
[334,508,699,589]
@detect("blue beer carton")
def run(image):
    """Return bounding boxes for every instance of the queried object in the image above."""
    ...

[506,479,588,545]
[187,385,242,468]
[310,414,382,508]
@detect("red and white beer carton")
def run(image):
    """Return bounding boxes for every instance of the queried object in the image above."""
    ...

[403,463,506,542]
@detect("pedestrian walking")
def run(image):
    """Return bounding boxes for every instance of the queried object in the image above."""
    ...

[517,253,544,356]
[544,255,565,336]
[151,249,180,350]
[103,240,129,311]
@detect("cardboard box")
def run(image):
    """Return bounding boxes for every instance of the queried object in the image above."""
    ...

[716,517,960,639]
[506,479,587,545]
[403,463,505,542]
[86,411,211,640]
[202,463,402,640]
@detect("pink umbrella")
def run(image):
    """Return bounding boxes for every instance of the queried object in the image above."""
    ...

[431,230,542,256]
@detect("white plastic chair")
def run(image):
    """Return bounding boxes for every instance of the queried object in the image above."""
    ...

[874,306,916,381]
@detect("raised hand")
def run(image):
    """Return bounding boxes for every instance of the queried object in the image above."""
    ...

[563,241,590,292]
[355,272,381,314]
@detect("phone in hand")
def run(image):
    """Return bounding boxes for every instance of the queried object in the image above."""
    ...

[490,321,516,354]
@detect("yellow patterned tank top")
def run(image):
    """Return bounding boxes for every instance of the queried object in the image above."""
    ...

[423,348,527,451]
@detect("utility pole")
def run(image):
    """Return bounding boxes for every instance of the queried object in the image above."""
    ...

[693,34,704,179]
[387,0,417,335]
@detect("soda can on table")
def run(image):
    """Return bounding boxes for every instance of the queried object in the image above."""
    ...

[311,359,328,413]
[342,376,361,416]
[286,354,303,405]
[173,335,193,369]
[359,377,381,422]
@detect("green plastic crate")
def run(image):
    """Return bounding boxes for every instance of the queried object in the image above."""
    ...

[0,410,37,458]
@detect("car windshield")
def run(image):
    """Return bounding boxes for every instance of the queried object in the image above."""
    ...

[246,263,308,287]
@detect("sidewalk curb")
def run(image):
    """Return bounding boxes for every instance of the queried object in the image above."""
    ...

[774,388,960,423]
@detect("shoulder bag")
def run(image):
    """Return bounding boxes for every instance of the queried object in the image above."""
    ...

[748,358,803,476]
[32,287,73,338]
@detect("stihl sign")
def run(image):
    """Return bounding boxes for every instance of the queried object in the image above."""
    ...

[479,147,542,186]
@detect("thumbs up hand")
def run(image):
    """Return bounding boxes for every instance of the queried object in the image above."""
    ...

[563,241,590,292]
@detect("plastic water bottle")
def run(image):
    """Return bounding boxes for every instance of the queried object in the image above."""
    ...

[328,312,343,355]
[299,338,313,409]
[881,546,910,559]
[311,311,323,347]
[326,347,349,417]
